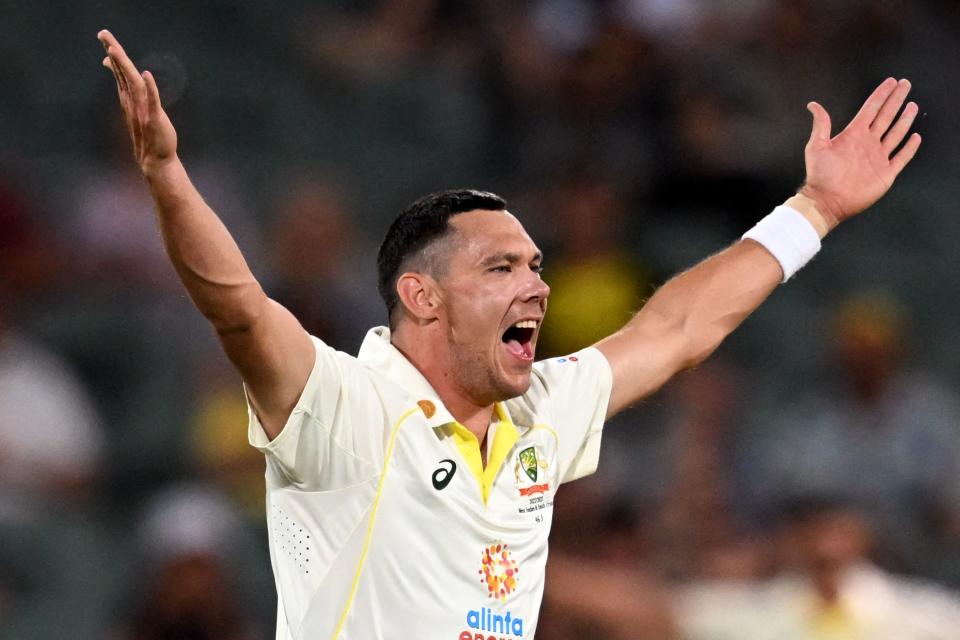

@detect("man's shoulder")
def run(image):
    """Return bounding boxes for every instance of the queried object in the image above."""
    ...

[529,347,610,389]
[308,332,444,417]
[508,347,611,414]
[310,334,397,388]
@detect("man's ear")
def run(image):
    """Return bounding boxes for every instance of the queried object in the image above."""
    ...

[396,272,442,323]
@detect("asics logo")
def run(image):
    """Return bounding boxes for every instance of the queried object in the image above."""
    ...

[432,459,457,490]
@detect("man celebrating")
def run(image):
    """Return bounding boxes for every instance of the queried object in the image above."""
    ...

[98,28,920,640]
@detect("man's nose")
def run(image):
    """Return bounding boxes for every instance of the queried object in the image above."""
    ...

[522,273,550,305]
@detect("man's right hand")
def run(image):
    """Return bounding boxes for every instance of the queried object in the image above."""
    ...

[99,30,178,174]
[96,29,315,441]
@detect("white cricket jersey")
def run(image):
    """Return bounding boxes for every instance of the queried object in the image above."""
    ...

[247,327,612,640]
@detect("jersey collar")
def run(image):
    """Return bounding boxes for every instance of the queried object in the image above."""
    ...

[357,327,533,428]
[357,326,457,428]
[357,326,533,431]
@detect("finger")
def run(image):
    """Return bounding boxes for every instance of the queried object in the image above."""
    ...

[142,70,163,113]
[103,56,125,98]
[102,42,128,93]
[104,40,146,102]
[850,77,898,128]
[99,30,130,96]
[99,31,142,148]
[109,57,128,96]
[110,58,130,99]
[870,78,911,136]
[882,101,918,154]
[97,29,119,50]
[889,132,921,176]
[99,31,132,103]
[806,101,832,144]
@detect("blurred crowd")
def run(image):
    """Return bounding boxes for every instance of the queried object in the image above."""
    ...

[4,0,960,638]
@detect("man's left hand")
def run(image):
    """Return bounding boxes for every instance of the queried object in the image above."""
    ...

[799,77,921,232]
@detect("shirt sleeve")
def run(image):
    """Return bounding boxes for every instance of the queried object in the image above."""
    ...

[530,347,613,483]
[246,336,383,490]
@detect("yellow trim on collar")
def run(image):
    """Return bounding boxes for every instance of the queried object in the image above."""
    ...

[447,403,519,505]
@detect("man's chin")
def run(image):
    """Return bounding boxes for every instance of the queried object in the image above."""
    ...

[493,372,533,401]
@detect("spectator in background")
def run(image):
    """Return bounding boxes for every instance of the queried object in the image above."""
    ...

[535,171,653,357]
[0,179,60,299]
[753,292,960,577]
[676,499,960,640]
[0,175,103,522]
[0,314,106,521]
[547,356,770,584]
[0,176,116,639]
[540,549,676,639]
[115,483,264,640]
[189,350,267,523]
[540,359,769,638]
[56,105,262,504]
[267,177,383,354]
[541,498,676,639]
[647,79,789,233]
[72,104,258,294]
[489,3,661,186]
[650,361,771,583]
[296,0,494,213]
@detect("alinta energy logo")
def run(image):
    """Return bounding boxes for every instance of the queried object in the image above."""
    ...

[459,543,525,640]
[457,542,523,640]
[458,607,524,640]
[479,542,518,601]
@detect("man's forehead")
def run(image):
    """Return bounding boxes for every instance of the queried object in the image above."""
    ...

[449,209,537,250]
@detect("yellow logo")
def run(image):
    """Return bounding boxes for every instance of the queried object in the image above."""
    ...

[417,399,436,418]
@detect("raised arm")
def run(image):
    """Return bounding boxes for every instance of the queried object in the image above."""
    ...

[597,77,921,418]
[98,30,313,438]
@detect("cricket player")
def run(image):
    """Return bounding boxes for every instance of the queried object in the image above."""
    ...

[98,28,920,640]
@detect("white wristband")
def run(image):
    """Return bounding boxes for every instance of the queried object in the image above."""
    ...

[742,205,821,283]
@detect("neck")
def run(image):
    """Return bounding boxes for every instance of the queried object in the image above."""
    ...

[392,324,495,443]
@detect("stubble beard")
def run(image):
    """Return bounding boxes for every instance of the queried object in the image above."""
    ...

[446,330,526,406]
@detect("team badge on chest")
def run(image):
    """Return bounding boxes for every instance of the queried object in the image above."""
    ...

[518,447,539,482]
[514,446,551,516]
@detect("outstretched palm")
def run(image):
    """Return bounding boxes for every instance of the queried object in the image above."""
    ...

[801,77,921,230]
[98,30,178,173]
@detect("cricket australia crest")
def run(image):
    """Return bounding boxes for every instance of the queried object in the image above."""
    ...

[518,446,539,482]
[515,446,551,507]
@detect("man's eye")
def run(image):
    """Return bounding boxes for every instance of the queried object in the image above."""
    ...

[490,265,511,273]
[530,264,543,274]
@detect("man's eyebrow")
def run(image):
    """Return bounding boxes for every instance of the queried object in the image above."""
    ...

[479,251,543,267]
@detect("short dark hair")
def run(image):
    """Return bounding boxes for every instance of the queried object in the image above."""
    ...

[377,189,507,326]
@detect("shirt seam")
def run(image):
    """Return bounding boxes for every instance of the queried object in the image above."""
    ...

[329,405,420,639]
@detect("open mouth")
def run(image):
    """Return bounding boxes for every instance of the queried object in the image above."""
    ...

[501,320,537,362]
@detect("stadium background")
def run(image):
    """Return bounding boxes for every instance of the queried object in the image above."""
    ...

[3,0,960,638]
